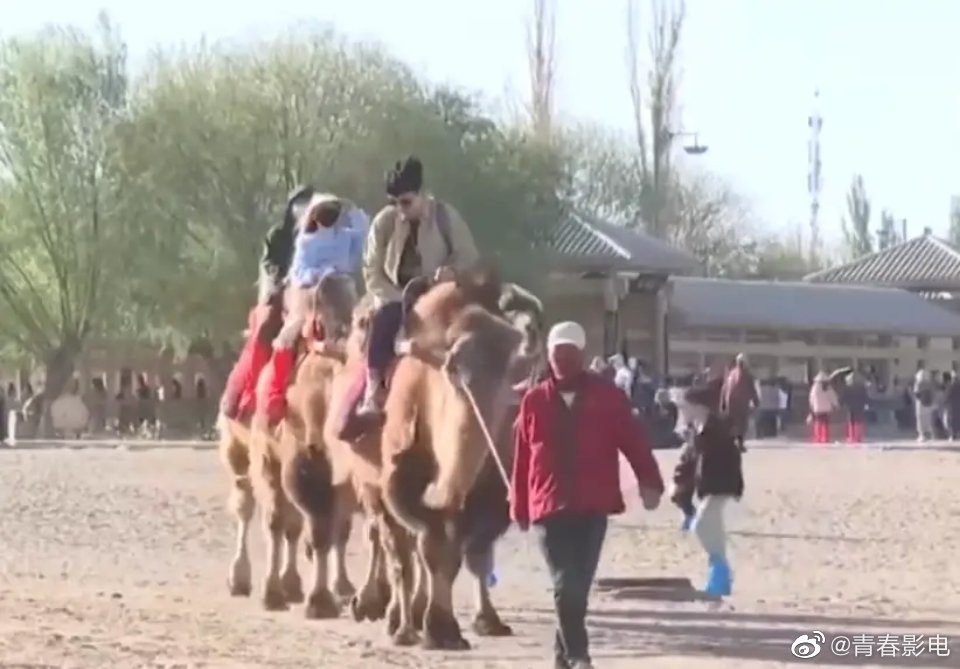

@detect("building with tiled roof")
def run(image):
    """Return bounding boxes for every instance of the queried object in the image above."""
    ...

[803,230,960,291]
[545,212,698,275]
[540,212,699,373]
[667,276,960,385]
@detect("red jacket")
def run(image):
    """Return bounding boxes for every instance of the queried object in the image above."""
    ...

[510,372,665,526]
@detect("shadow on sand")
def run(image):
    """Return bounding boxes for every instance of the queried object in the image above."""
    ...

[576,577,958,666]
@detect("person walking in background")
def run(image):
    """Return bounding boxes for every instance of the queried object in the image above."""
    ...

[756,376,780,438]
[671,383,744,597]
[913,368,935,442]
[720,353,758,452]
[511,321,664,669]
[808,371,838,444]
[842,370,869,443]
[0,384,6,444]
[608,354,634,401]
[944,371,960,440]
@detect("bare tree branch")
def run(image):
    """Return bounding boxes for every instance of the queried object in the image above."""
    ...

[526,0,557,140]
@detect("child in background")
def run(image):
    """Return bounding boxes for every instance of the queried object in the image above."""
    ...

[671,383,744,597]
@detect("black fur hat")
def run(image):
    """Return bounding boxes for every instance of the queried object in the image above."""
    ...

[285,185,316,229]
[385,156,424,197]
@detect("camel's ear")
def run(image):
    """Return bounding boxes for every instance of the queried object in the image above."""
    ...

[499,282,543,316]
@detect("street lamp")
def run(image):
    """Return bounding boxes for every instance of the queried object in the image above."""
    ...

[669,130,708,155]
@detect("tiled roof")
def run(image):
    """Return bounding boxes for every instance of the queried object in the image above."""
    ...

[803,233,960,288]
[670,276,960,336]
[546,212,699,274]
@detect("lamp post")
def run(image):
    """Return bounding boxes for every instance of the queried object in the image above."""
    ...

[650,128,708,378]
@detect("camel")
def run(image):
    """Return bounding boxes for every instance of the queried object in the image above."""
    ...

[324,271,544,649]
[332,269,537,649]
[218,271,360,617]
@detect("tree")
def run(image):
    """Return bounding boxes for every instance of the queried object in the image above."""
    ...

[117,29,565,343]
[876,209,903,251]
[526,0,557,141]
[625,0,685,238]
[0,15,132,427]
[950,199,960,248]
[840,174,872,258]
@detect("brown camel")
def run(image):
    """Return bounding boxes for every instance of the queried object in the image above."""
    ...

[218,271,359,617]
[324,273,544,649]
[377,271,534,650]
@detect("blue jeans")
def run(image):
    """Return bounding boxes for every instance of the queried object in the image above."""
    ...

[535,512,608,666]
[366,300,404,378]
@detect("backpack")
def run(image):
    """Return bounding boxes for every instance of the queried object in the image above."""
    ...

[390,200,453,256]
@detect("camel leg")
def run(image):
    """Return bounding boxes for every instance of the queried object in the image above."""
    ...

[221,426,254,598]
[379,513,419,646]
[350,515,387,623]
[330,489,357,602]
[466,544,512,636]
[301,507,341,619]
[411,550,428,631]
[281,505,305,604]
[350,515,390,622]
[419,520,470,651]
[254,453,291,611]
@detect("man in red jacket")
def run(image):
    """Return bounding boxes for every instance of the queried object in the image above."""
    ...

[510,321,665,669]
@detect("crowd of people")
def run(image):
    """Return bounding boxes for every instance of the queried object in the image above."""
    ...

[0,372,215,442]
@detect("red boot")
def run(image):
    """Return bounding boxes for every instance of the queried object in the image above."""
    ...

[220,305,274,419]
[258,347,296,426]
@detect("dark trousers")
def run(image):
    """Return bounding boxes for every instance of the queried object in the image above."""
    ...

[366,300,403,377]
[535,512,608,666]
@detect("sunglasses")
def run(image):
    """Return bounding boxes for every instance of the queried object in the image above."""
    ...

[389,195,416,207]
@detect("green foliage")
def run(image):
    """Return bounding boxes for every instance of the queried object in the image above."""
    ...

[841,174,872,258]
[876,209,903,251]
[950,201,960,249]
[0,14,132,367]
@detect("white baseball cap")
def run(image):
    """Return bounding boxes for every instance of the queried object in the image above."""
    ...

[547,321,586,352]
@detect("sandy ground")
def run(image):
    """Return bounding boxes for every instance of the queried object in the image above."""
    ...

[0,441,958,669]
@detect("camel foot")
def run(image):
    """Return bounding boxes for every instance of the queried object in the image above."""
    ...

[422,610,471,651]
[412,596,427,631]
[281,570,304,604]
[304,589,341,620]
[333,577,356,603]
[421,628,471,651]
[350,585,388,622]
[227,576,252,598]
[472,612,513,637]
[387,603,401,637]
[262,579,289,612]
[228,557,252,597]
[391,625,421,647]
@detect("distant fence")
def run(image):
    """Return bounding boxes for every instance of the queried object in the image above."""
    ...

[8,393,217,441]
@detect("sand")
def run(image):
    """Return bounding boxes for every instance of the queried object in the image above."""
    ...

[0,441,957,668]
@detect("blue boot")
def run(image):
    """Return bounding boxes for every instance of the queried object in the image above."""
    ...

[704,554,732,596]
[680,514,694,532]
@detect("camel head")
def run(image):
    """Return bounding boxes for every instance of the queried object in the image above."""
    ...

[344,294,376,363]
[312,271,358,342]
[498,281,545,367]
[442,303,525,446]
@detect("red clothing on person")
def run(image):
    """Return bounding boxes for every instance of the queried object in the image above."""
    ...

[510,371,665,526]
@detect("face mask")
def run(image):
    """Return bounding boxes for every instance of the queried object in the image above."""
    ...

[549,344,584,381]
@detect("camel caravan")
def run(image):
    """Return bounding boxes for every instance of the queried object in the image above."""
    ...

[217,163,546,650]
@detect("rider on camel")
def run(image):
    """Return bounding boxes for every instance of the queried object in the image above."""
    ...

[356,155,479,417]
[219,188,367,425]
[219,185,316,421]
[257,193,368,426]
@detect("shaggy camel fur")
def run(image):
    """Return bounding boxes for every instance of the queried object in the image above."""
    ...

[324,276,543,649]
[218,272,359,617]
[378,274,532,650]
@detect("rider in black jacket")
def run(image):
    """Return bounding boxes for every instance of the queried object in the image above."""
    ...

[219,185,316,420]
